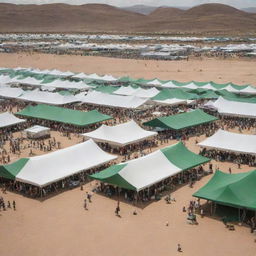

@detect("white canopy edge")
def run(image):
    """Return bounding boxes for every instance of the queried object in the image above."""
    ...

[198,129,256,155]
[16,139,117,187]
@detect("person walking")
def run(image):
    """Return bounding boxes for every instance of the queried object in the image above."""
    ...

[13,200,16,210]
[86,192,92,203]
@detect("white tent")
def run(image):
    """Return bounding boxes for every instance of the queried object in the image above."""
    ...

[10,77,42,87]
[146,79,163,86]
[114,86,159,98]
[224,84,240,93]
[47,69,74,77]
[100,74,118,81]
[0,75,13,85]
[24,125,50,139]
[91,141,209,191]
[0,112,26,128]
[240,86,256,95]
[152,98,188,106]
[18,90,79,105]
[161,81,180,88]
[0,87,25,99]
[133,88,160,98]
[41,79,91,90]
[181,82,198,90]
[201,83,217,91]
[80,91,148,109]
[212,97,256,118]
[198,129,256,155]
[15,139,117,187]
[72,73,88,79]
[82,120,157,146]
[113,150,181,191]
[114,86,138,96]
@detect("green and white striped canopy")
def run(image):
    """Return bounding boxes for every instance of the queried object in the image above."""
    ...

[90,142,210,191]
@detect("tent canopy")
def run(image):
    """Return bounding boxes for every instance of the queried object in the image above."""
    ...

[80,91,148,109]
[212,97,256,118]
[193,170,256,211]
[0,112,26,128]
[0,140,117,187]
[17,104,112,127]
[143,109,218,130]
[24,125,50,134]
[18,90,79,105]
[90,142,210,191]
[82,120,157,146]
[198,129,256,155]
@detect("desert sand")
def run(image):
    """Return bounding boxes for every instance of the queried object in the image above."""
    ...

[0,53,256,256]
[0,53,256,85]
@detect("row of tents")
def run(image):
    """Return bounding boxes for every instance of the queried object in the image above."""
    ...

[0,86,256,118]
[1,67,256,95]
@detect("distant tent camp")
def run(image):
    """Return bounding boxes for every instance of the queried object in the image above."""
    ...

[0,140,117,187]
[193,170,256,211]
[82,120,157,147]
[17,104,112,127]
[90,142,210,191]
[143,109,218,130]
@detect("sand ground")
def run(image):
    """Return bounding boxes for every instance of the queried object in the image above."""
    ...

[0,53,256,256]
[0,53,256,85]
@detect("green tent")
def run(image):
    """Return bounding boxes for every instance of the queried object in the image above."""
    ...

[193,170,256,211]
[17,104,112,127]
[173,80,190,86]
[0,158,29,180]
[199,90,219,99]
[94,85,119,94]
[143,109,218,130]
[90,141,210,191]
[152,88,199,101]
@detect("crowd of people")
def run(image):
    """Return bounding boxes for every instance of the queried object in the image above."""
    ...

[0,86,255,238]
[200,148,256,167]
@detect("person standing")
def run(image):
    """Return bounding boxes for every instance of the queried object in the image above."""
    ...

[84,199,87,210]
[12,200,16,210]
[115,202,120,217]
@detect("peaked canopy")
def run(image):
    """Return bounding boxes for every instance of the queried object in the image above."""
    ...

[80,91,148,109]
[0,140,117,187]
[114,86,159,98]
[18,90,79,105]
[0,112,26,128]
[193,170,256,211]
[82,120,157,147]
[90,142,210,191]
[42,79,91,90]
[198,129,256,155]
[0,87,24,99]
[143,109,218,130]
[17,104,112,127]
[212,97,256,118]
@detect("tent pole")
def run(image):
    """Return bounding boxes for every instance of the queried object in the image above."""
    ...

[238,208,241,222]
